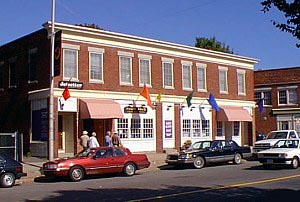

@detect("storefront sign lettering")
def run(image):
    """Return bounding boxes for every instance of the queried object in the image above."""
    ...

[124,106,147,114]
[59,81,83,89]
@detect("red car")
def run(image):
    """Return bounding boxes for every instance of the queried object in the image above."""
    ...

[41,147,150,181]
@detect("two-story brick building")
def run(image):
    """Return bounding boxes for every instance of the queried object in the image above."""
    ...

[0,22,258,158]
[255,67,300,135]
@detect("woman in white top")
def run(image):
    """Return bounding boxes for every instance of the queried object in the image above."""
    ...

[88,132,100,148]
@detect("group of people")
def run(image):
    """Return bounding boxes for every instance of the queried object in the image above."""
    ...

[80,131,100,149]
[80,130,121,150]
[105,130,121,147]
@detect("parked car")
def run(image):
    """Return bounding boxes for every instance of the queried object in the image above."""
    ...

[165,140,251,169]
[258,139,300,169]
[41,147,150,181]
[252,130,299,157]
[0,155,27,188]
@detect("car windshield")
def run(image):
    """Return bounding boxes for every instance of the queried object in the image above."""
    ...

[75,148,95,157]
[273,140,299,148]
[189,141,211,150]
[266,131,288,139]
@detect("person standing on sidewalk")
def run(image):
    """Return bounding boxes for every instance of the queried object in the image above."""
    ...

[105,131,112,146]
[80,131,89,150]
[88,132,100,148]
[111,131,121,147]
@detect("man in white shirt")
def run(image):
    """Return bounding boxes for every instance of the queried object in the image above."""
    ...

[88,132,100,148]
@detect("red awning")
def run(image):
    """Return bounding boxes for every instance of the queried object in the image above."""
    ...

[80,98,123,119]
[217,107,252,122]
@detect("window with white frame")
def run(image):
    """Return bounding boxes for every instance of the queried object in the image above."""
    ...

[197,63,207,91]
[193,120,201,137]
[63,44,80,80]
[202,120,210,137]
[182,119,191,137]
[181,119,210,138]
[255,91,272,105]
[278,88,297,105]
[217,121,224,136]
[89,47,104,83]
[143,118,153,138]
[218,66,228,93]
[118,51,133,85]
[233,121,240,136]
[237,70,246,95]
[117,118,129,139]
[139,54,151,86]
[9,57,17,88]
[182,61,192,90]
[28,48,38,82]
[0,62,3,90]
[117,118,154,139]
[162,58,174,88]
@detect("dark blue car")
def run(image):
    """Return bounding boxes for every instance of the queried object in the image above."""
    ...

[0,155,27,188]
[165,140,252,169]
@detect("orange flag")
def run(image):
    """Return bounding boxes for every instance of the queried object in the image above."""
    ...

[62,85,70,100]
[140,84,153,108]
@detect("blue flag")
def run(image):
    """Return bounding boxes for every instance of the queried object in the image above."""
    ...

[207,93,220,112]
[257,99,264,114]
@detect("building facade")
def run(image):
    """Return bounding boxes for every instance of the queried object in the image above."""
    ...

[254,67,300,136]
[0,22,258,158]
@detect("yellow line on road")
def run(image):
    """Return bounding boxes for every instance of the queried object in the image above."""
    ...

[127,174,300,202]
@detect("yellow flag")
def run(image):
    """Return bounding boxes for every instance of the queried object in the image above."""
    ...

[155,93,162,103]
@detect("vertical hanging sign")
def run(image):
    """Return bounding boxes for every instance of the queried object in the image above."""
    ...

[54,30,62,77]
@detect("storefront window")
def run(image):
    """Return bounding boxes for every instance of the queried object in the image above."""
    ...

[117,118,153,139]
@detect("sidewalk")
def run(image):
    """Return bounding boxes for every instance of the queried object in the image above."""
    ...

[17,151,169,185]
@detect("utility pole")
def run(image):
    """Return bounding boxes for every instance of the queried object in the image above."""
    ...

[49,0,56,161]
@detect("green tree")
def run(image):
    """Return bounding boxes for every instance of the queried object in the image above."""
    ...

[195,36,233,54]
[261,0,300,47]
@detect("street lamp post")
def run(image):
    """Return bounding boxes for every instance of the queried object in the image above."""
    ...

[49,0,56,161]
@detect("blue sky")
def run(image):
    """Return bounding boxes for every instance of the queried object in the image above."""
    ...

[1,0,299,70]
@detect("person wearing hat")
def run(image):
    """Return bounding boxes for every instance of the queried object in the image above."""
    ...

[111,131,121,147]
[88,132,100,148]
[80,131,89,150]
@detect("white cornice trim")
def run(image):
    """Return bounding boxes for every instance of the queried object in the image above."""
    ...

[43,22,258,69]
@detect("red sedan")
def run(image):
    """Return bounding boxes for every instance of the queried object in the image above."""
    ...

[41,147,150,181]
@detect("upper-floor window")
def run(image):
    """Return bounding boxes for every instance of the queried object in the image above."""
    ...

[139,54,151,86]
[88,47,104,83]
[218,66,228,93]
[197,63,207,92]
[162,57,174,88]
[62,44,80,80]
[255,90,272,105]
[28,48,38,83]
[278,88,297,105]
[237,69,246,95]
[9,57,17,88]
[118,51,133,85]
[0,61,4,90]
[182,61,192,90]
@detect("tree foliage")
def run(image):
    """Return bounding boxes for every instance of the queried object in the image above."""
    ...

[195,36,233,54]
[261,0,300,47]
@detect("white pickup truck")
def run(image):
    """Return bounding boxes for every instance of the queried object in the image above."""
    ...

[252,130,299,157]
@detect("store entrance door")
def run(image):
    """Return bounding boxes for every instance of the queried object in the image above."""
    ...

[58,113,75,157]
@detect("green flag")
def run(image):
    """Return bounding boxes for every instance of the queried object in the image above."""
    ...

[186,91,194,107]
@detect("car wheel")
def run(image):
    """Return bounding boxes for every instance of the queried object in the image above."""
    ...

[0,173,15,188]
[263,164,271,169]
[193,156,205,169]
[68,166,84,182]
[233,153,242,164]
[124,163,136,176]
[291,157,299,169]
